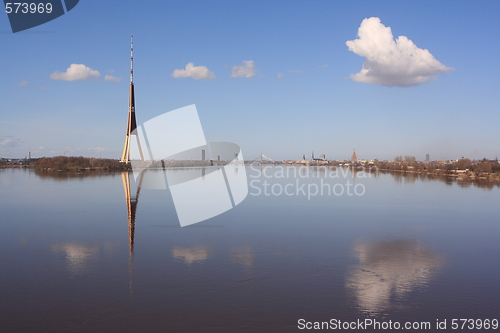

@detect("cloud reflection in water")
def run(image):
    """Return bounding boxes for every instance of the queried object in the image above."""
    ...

[172,245,211,264]
[50,242,118,275]
[346,239,443,315]
[230,245,255,267]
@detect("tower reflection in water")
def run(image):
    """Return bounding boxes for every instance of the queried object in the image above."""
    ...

[346,239,443,315]
[121,171,145,296]
[121,168,249,269]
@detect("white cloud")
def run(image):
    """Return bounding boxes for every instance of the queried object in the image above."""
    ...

[27,146,44,153]
[50,64,100,81]
[346,17,453,87]
[87,147,108,153]
[172,63,216,80]
[319,64,328,68]
[18,80,28,86]
[231,60,257,78]
[0,138,13,146]
[104,75,121,82]
[40,86,49,90]
[277,73,284,79]
[0,136,21,147]
[108,69,115,73]
[48,147,83,155]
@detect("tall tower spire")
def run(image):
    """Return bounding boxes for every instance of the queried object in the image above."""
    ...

[121,35,144,163]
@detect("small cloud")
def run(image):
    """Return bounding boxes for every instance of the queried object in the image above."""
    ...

[0,136,21,147]
[346,17,453,87]
[29,146,44,152]
[231,60,257,78]
[172,63,216,80]
[319,64,328,68]
[287,69,304,74]
[18,80,28,86]
[49,147,83,155]
[277,73,284,79]
[0,138,13,146]
[88,147,108,153]
[50,64,100,81]
[104,75,121,82]
[40,86,49,90]
[108,69,115,73]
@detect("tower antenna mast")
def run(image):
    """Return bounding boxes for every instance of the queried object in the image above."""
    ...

[130,34,133,83]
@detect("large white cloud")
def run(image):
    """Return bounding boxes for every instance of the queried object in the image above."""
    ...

[346,17,453,87]
[50,64,100,81]
[171,63,216,80]
[231,60,257,78]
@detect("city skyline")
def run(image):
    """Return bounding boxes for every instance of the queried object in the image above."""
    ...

[1,1,499,161]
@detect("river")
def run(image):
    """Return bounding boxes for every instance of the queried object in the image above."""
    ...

[1,166,499,332]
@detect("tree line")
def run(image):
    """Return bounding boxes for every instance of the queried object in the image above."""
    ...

[372,156,500,179]
[33,156,129,171]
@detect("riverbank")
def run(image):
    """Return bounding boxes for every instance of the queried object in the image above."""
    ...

[0,156,130,171]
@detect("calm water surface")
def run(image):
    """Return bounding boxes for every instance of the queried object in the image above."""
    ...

[1,167,499,332]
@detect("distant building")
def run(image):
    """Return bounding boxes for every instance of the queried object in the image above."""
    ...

[351,150,357,162]
[310,151,327,163]
[426,153,430,162]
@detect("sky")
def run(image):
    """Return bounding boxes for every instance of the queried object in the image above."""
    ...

[1,1,499,161]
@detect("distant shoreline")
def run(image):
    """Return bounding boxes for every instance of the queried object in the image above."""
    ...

[2,156,499,182]
[0,156,130,172]
[375,167,500,182]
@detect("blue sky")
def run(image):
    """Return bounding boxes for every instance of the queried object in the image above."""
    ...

[1,1,499,161]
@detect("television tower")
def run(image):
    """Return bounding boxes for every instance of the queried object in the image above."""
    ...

[120,35,144,163]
